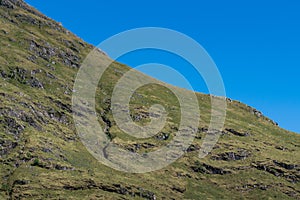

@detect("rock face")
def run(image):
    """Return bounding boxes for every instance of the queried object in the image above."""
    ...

[253,161,300,183]
[211,149,251,161]
[0,1,299,199]
[225,128,250,137]
[191,161,232,175]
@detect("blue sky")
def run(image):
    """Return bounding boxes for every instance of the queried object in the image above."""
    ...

[25,0,300,133]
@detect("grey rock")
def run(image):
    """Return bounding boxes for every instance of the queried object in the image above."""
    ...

[226,128,250,137]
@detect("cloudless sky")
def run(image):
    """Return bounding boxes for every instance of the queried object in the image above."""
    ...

[25,0,300,133]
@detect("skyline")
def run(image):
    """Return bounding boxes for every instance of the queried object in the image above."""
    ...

[25,0,300,133]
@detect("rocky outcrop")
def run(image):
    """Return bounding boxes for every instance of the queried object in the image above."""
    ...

[211,149,251,161]
[225,128,250,137]
[125,142,155,153]
[0,67,44,89]
[28,39,80,68]
[62,179,156,200]
[0,0,299,199]
[0,0,18,9]
[130,107,161,122]
[191,161,231,175]
[155,132,169,140]
[0,139,17,156]
[253,161,300,183]
[273,160,298,170]
[186,144,200,152]
[0,116,24,135]
[1,0,67,32]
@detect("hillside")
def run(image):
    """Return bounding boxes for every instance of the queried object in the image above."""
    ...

[0,0,299,199]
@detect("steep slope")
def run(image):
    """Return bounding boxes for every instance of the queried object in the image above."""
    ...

[0,0,299,199]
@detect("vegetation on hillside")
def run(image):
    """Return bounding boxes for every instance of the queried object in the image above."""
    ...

[0,0,299,199]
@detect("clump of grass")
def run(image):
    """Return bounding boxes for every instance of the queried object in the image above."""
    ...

[32,158,40,166]
[0,184,10,192]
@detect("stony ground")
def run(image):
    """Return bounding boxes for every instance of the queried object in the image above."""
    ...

[0,0,299,199]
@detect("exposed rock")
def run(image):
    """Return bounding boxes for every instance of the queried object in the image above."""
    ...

[8,67,27,83]
[46,72,56,79]
[191,161,231,175]
[0,108,40,130]
[273,160,298,170]
[28,39,80,67]
[126,142,155,152]
[155,132,169,140]
[141,142,155,149]
[172,185,186,193]
[131,110,149,122]
[0,116,24,135]
[27,55,37,62]
[15,13,41,26]
[0,29,8,34]
[249,108,278,125]
[13,179,29,186]
[1,0,50,21]
[253,161,300,183]
[47,97,72,113]
[30,69,42,75]
[0,0,299,199]
[254,162,285,177]
[19,112,39,128]
[130,107,162,122]
[175,171,192,179]
[137,187,156,200]
[0,70,7,78]
[41,147,52,153]
[0,0,15,9]
[58,50,80,68]
[62,180,156,200]
[225,128,250,137]
[275,146,287,151]
[0,140,18,156]
[226,97,233,102]
[196,127,226,139]
[198,127,208,133]
[54,164,74,171]
[28,77,44,88]
[211,149,251,161]
[251,108,263,118]
[1,67,45,88]
[186,144,200,152]
[268,119,278,126]
[29,40,57,61]
[47,108,69,124]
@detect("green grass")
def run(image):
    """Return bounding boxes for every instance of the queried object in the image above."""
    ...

[0,1,299,199]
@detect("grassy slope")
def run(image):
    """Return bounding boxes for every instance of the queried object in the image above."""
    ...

[0,1,299,199]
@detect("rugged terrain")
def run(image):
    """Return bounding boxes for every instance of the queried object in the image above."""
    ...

[0,0,299,199]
